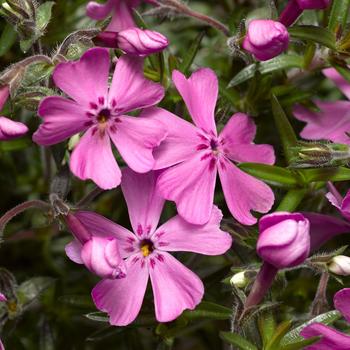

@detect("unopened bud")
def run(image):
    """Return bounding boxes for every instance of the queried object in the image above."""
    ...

[329,255,350,276]
[290,141,350,168]
[230,271,248,288]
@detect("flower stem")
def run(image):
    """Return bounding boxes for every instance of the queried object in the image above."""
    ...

[76,186,104,208]
[0,200,50,237]
[310,272,329,317]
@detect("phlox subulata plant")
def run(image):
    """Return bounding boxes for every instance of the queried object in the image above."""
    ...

[2,0,350,349]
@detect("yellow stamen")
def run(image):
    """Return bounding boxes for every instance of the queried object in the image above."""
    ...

[141,243,152,257]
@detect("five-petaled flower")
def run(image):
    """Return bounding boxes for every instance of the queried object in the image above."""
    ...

[33,47,167,189]
[141,68,275,225]
[65,168,232,325]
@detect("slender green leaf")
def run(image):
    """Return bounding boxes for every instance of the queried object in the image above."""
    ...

[271,95,298,163]
[85,311,109,323]
[0,23,17,56]
[281,310,341,345]
[328,0,350,33]
[289,25,336,49]
[183,301,231,320]
[267,321,292,350]
[36,1,55,31]
[332,63,350,83]
[258,313,276,347]
[280,337,321,350]
[299,167,350,183]
[228,55,304,87]
[276,188,308,211]
[238,163,300,187]
[220,332,258,350]
[180,31,205,74]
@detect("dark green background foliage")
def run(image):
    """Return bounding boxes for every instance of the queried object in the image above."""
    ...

[1,0,350,349]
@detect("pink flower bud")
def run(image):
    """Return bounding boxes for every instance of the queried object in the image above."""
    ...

[257,212,310,269]
[329,255,350,276]
[296,0,330,9]
[81,236,125,279]
[242,20,289,61]
[0,117,28,141]
[117,28,169,56]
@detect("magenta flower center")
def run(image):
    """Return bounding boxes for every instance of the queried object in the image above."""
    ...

[97,108,111,123]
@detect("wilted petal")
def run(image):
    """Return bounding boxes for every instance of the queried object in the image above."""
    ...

[121,168,164,238]
[154,206,232,255]
[141,107,198,169]
[293,102,350,144]
[53,47,110,107]
[334,288,350,323]
[109,115,167,173]
[323,67,350,100]
[0,116,28,141]
[218,158,274,225]
[70,127,121,189]
[33,96,89,146]
[74,211,137,258]
[301,323,350,350]
[157,153,217,225]
[219,113,275,164]
[92,255,149,326]
[149,252,203,322]
[109,55,164,114]
[172,69,218,135]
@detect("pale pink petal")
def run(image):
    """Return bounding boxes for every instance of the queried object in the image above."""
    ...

[92,255,149,326]
[107,0,136,31]
[149,251,203,322]
[70,127,121,189]
[33,96,89,146]
[65,240,83,264]
[154,206,232,255]
[86,0,116,20]
[219,113,275,164]
[218,158,274,225]
[293,102,350,144]
[323,67,350,100]
[121,168,164,238]
[109,115,167,173]
[53,47,110,107]
[172,69,218,135]
[334,288,350,323]
[157,153,217,225]
[74,211,136,258]
[0,116,28,141]
[326,182,343,210]
[109,56,164,114]
[0,85,9,110]
[0,338,4,350]
[140,107,198,169]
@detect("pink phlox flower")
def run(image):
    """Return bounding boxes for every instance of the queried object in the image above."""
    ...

[33,47,167,189]
[326,183,350,221]
[65,168,232,325]
[140,68,275,225]
[301,288,350,349]
[293,68,350,145]
[0,85,28,141]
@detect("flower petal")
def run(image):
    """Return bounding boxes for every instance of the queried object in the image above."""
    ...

[326,182,343,210]
[33,96,89,146]
[86,0,115,20]
[74,211,136,258]
[301,323,350,350]
[140,107,198,169]
[0,116,28,141]
[334,288,350,323]
[109,55,164,114]
[107,0,136,31]
[323,67,350,100]
[121,168,164,238]
[92,255,149,326]
[53,47,110,107]
[149,251,203,323]
[172,69,218,134]
[70,127,121,189]
[218,159,274,225]
[109,115,167,173]
[293,101,350,144]
[154,206,232,255]
[65,240,83,264]
[157,153,217,225]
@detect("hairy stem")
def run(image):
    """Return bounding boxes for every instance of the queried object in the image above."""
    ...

[76,187,104,208]
[310,272,329,317]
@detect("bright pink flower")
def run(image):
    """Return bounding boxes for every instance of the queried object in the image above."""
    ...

[33,47,167,189]
[326,183,350,221]
[66,168,232,325]
[257,212,310,268]
[293,68,350,145]
[87,0,143,32]
[0,85,28,141]
[301,288,350,349]
[141,68,275,225]
[242,20,289,61]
